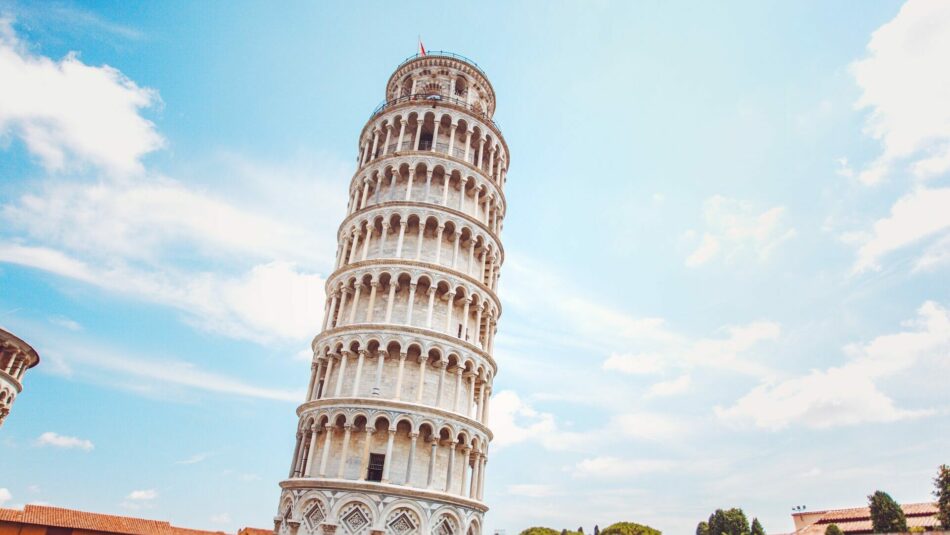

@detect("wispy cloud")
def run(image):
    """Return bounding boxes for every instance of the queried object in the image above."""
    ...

[35,432,94,451]
[717,301,948,429]
[684,195,796,267]
[121,489,156,510]
[0,17,161,175]
[174,453,212,465]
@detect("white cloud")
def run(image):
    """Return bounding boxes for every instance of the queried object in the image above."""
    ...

[0,17,162,174]
[120,489,157,511]
[49,316,82,331]
[915,234,950,272]
[850,0,950,184]
[572,457,676,479]
[56,340,301,402]
[489,390,586,451]
[685,195,796,267]
[609,412,689,442]
[717,301,948,429]
[644,374,691,398]
[0,244,326,343]
[126,489,156,501]
[0,488,10,506]
[602,353,665,375]
[851,187,950,273]
[688,321,781,378]
[210,513,232,524]
[35,431,94,451]
[174,453,210,465]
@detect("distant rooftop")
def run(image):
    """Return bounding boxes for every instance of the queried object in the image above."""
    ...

[788,502,941,535]
[0,504,267,535]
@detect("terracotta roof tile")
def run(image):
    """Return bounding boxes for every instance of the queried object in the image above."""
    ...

[0,504,228,535]
[238,528,274,535]
[793,502,940,534]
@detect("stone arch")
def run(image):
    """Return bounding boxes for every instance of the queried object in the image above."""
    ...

[382,501,425,535]
[430,509,462,535]
[334,496,378,535]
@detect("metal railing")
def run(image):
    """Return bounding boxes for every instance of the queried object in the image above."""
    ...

[393,50,488,78]
[369,93,501,132]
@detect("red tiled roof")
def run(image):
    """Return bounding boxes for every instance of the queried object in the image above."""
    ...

[238,528,273,535]
[793,502,940,534]
[0,504,228,535]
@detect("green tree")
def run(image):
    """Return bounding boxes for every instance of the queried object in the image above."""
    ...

[934,464,950,528]
[824,525,843,535]
[519,528,560,535]
[599,522,661,535]
[594,526,600,535]
[696,521,709,535]
[868,491,908,533]
[707,509,751,535]
[750,518,765,535]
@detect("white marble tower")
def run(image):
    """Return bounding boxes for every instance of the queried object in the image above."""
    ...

[275,51,509,535]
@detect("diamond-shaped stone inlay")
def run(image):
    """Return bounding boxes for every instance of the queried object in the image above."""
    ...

[387,512,416,535]
[433,518,456,535]
[342,508,370,533]
[305,502,326,530]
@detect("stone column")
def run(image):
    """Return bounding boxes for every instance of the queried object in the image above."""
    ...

[369,129,380,160]
[335,288,350,327]
[381,124,392,156]
[451,232,461,269]
[377,223,389,255]
[288,431,303,477]
[396,119,406,150]
[358,428,376,481]
[381,429,396,483]
[404,282,417,325]
[448,122,457,155]
[323,293,338,330]
[336,425,352,478]
[441,174,451,205]
[404,432,418,485]
[364,280,378,322]
[347,230,360,263]
[309,361,323,401]
[477,137,486,168]
[453,367,464,412]
[434,225,445,264]
[464,130,472,162]
[321,357,335,399]
[394,352,407,400]
[478,455,487,499]
[425,287,437,328]
[431,120,441,152]
[468,451,479,498]
[347,282,362,323]
[414,221,425,260]
[318,424,334,477]
[413,120,423,151]
[444,291,456,334]
[351,350,366,397]
[460,447,471,495]
[372,350,386,397]
[415,355,428,403]
[404,169,415,201]
[474,304,484,348]
[334,351,349,397]
[359,180,370,209]
[435,360,447,408]
[424,170,433,201]
[468,375,477,418]
[360,225,372,260]
[477,380,487,422]
[461,298,471,340]
[395,220,408,258]
[426,439,438,488]
[384,280,399,323]
[305,362,317,402]
[445,441,457,492]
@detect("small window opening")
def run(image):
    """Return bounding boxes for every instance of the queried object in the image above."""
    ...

[457,323,463,338]
[316,380,325,399]
[367,453,385,482]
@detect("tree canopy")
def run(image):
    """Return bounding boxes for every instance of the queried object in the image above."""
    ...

[935,464,950,529]
[707,508,751,535]
[520,528,561,535]
[750,518,765,535]
[599,522,662,535]
[868,490,908,533]
[824,525,843,535]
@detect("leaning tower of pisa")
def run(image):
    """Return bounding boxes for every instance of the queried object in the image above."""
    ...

[275,51,508,535]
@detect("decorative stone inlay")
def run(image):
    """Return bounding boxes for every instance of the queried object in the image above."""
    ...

[340,504,371,534]
[386,509,419,535]
[305,500,327,531]
[432,516,457,535]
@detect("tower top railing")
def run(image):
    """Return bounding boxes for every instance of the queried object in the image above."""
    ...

[393,50,488,78]
[368,93,501,132]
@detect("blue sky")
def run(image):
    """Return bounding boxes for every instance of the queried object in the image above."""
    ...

[1,1,949,533]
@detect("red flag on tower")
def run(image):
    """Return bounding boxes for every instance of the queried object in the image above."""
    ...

[418,37,427,56]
